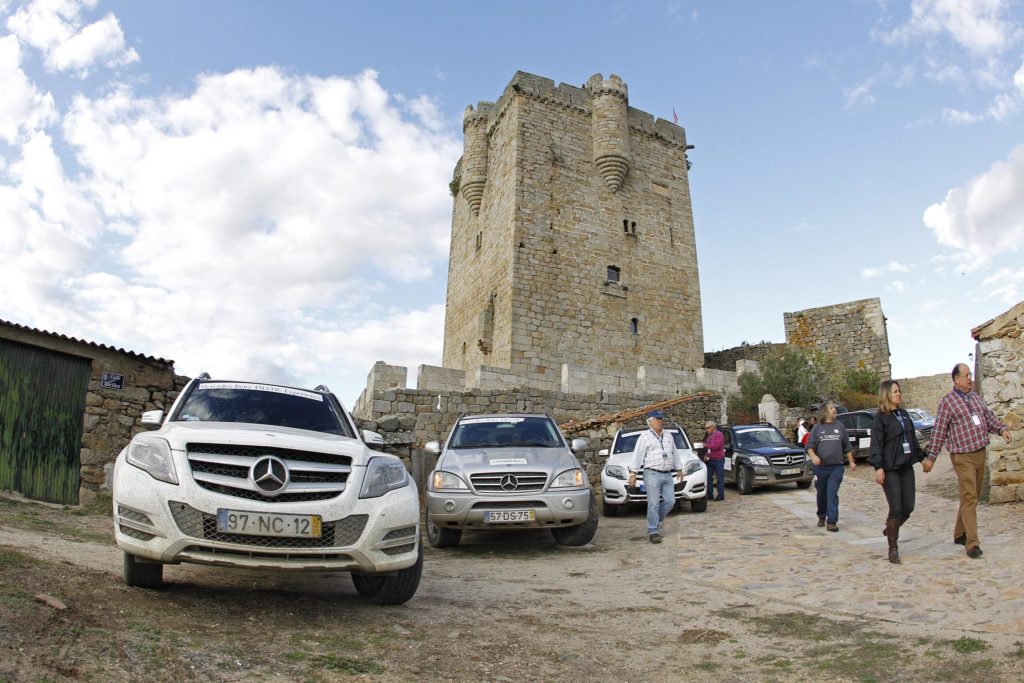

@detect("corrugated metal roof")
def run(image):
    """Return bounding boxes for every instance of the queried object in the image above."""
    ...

[0,318,174,366]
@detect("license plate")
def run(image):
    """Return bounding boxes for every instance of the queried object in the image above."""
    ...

[483,510,535,523]
[780,468,801,476]
[216,509,322,538]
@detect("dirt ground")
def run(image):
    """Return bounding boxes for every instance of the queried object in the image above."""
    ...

[1,458,1022,682]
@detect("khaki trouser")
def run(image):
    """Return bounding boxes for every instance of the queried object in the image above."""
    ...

[951,448,987,549]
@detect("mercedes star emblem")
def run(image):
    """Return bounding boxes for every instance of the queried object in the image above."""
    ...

[499,474,519,491]
[251,455,289,495]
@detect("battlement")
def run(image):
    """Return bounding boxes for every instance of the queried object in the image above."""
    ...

[585,73,629,101]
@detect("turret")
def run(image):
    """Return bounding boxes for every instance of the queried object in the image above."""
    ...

[586,73,630,192]
[461,102,492,215]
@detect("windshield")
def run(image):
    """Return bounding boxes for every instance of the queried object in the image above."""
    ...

[613,429,691,454]
[909,409,933,421]
[734,426,789,448]
[449,416,562,449]
[173,381,351,437]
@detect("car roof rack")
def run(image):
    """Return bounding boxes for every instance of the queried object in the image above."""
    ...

[314,384,331,393]
[196,372,211,380]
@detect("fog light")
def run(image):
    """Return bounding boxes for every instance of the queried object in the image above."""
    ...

[563,497,575,509]
[443,500,456,512]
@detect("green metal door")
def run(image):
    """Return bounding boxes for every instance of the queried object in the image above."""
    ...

[0,339,91,504]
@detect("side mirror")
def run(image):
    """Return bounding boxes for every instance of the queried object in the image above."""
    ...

[598,448,609,457]
[570,438,588,453]
[362,429,385,446]
[141,410,164,426]
[424,441,441,455]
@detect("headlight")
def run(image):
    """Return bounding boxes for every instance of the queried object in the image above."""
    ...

[749,456,770,466]
[431,470,468,491]
[551,468,585,488]
[125,436,178,485]
[605,465,626,480]
[684,460,703,475]
[359,457,410,498]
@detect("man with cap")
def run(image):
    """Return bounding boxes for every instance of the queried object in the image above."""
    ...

[628,410,684,543]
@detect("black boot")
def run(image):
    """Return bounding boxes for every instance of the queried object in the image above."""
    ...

[885,518,901,564]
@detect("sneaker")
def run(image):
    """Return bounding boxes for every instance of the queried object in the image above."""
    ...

[817,517,826,528]
[713,496,724,501]
[953,533,967,545]
[966,545,983,558]
[649,533,663,544]
[827,523,839,532]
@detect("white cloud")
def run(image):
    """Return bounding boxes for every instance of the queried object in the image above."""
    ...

[879,0,1019,56]
[794,219,816,232]
[843,78,876,108]
[0,34,57,142]
[923,144,1024,266]
[978,266,1024,303]
[888,280,908,292]
[942,107,984,124]
[861,261,914,278]
[5,0,138,75]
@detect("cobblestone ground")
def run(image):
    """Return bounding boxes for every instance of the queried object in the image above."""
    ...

[676,467,1024,636]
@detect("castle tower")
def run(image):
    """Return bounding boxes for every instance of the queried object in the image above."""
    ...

[441,71,703,391]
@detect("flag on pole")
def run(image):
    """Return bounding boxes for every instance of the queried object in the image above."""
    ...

[672,108,678,124]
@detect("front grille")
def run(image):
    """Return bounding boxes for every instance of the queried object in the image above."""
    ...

[382,543,416,556]
[768,454,805,467]
[470,472,547,493]
[168,501,367,549]
[117,506,153,525]
[186,442,352,503]
[469,500,547,510]
[119,524,155,541]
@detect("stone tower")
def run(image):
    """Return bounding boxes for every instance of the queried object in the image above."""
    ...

[441,71,703,392]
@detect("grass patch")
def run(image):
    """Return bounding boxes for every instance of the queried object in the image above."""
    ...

[287,652,383,674]
[696,662,715,671]
[950,636,989,654]
[72,492,113,517]
[1013,641,1024,658]
[0,547,32,567]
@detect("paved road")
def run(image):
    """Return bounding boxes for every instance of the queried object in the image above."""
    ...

[675,469,1024,636]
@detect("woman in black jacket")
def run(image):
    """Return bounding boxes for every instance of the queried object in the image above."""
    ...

[868,380,925,564]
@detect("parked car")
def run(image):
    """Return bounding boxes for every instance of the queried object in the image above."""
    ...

[598,423,707,515]
[112,375,423,605]
[907,408,935,446]
[718,423,814,494]
[835,409,876,461]
[424,414,598,548]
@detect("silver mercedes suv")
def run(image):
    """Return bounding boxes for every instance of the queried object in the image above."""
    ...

[423,414,598,548]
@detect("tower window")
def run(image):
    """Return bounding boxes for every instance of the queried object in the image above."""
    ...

[623,219,636,236]
[607,265,621,283]
[630,318,639,335]
[475,232,482,251]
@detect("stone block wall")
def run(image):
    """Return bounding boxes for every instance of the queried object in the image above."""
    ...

[896,373,949,413]
[784,298,891,379]
[973,301,1024,504]
[704,342,785,371]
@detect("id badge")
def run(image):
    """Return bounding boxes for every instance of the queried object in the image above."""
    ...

[903,441,911,454]
[971,414,981,426]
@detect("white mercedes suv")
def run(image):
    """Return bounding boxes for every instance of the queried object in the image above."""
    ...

[112,374,422,604]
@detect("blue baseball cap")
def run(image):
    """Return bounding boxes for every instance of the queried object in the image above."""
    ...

[647,410,664,419]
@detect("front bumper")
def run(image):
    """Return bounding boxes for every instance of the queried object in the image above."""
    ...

[112,456,420,574]
[748,463,814,487]
[425,487,591,529]
[601,468,707,506]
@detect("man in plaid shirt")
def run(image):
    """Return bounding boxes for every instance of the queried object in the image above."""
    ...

[925,363,1012,559]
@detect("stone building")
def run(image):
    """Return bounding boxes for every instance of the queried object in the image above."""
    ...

[441,71,702,393]
[972,300,1024,503]
[0,319,186,505]
[784,297,892,379]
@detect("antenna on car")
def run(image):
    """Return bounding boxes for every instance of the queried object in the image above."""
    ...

[314,384,331,393]
[196,372,211,380]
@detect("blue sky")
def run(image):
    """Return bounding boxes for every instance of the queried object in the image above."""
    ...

[1,0,1022,406]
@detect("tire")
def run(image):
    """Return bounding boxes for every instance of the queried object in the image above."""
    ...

[796,479,813,489]
[690,497,708,513]
[551,494,599,546]
[737,466,753,495]
[601,498,619,517]
[123,552,163,589]
[351,542,423,605]
[426,517,462,548]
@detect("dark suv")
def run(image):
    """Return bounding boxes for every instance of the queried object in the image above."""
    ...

[717,423,813,494]
[835,410,876,461]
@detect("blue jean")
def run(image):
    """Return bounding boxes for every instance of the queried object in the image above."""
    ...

[644,469,675,535]
[814,464,845,524]
[706,459,725,499]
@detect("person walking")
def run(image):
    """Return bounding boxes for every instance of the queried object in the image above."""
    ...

[924,363,1012,559]
[868,380,925,564]
[806,401,855,532]
[628,410,683,544]
[703,421,726,501]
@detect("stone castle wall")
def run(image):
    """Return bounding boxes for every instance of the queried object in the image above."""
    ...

[895,373,949,413]
[441,71,702,393]
[704,342,785,372]
[973,301,1024,504]
[784,297,891,379]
